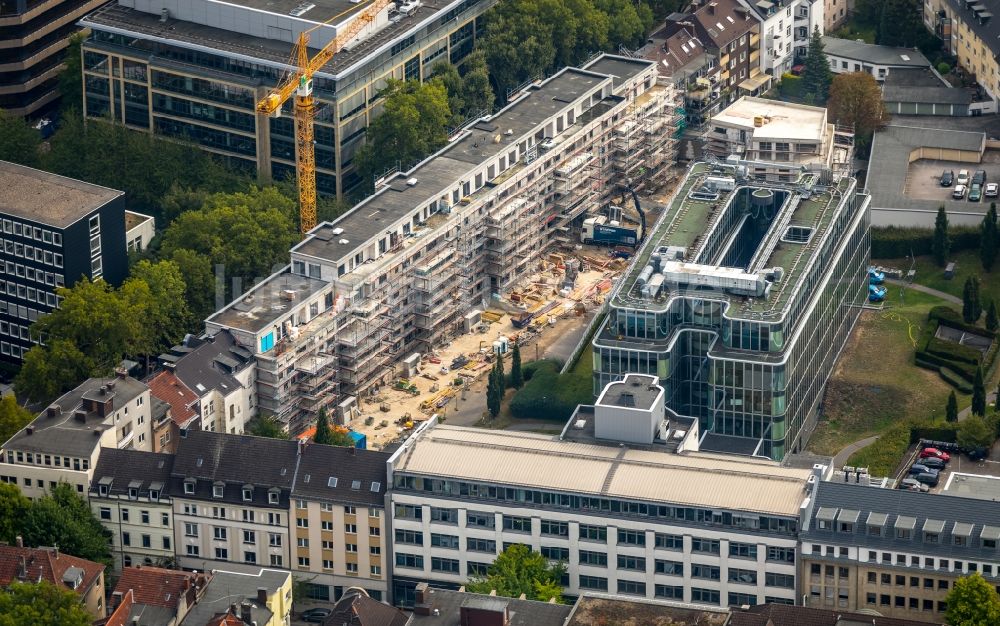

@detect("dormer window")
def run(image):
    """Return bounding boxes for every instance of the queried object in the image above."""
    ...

[184,481,195,494]
[268,490,280,504]
[242,487,253,502]
[837,509,859,533]
[149,489,159,502]
[98,485,108,496]
[815,507,836,530]
[128,488,138,499]
[213,484,224,498]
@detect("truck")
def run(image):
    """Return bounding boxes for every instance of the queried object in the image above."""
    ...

[582,216,638,246]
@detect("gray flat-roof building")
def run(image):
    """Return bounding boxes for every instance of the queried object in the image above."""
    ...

[593,159,871,460]
[822,36,931,81]
[79,0,496,197]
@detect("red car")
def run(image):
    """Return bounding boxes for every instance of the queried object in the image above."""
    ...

[920,448,951,462]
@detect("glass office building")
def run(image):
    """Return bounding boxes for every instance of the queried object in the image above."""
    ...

[79,0,492,197]
[593,162,870,460]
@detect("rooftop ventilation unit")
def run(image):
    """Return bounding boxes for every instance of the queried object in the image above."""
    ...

[406,177,418,186]
[288,2,315,16]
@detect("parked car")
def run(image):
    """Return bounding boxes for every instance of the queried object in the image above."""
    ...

[920,447,951,462]
[986,182,998,198]
[952,184,967,199]
[909,463,939,476]
[968,447,989,461]
[970,183,983,202]
[972,170,987,185]
[899,477,930,492]
[921,457,946,470]
[914,472,940,487]
[301,608,334,623]
[957,169,970,185]
[940,170,954,186]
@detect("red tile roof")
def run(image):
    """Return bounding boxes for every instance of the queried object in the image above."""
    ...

[0,544,104,597]
[205,613,244,626]
[113,566,207,610]
[103,589,135,626]
[147,371,199,425]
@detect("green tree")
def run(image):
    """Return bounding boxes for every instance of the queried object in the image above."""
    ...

[354,80,451,191]
[932,205,950,267]
[510,342,524,389]
[430,61,466,127]
[972,366,987,417]
[313,407,333,445]
[827,72,887,156]
[124,260,192,362]
[946,572,1000,626]
[478,12,556,102]
[946,390,959,423]
[58,33,85,113]
[877,0,924,48]
[21,483,111,566]
[0,483,30,545]
[165,248,217,322]
[0,396,33,444]
[801,27,833,104]
[459,51,495,116]
[0,581,93,626]
[987,300,999,333]
[972,276,983,321]
[596,0,650,50]
[958,415,994,451]
[326,427,355,448]
[981,202,998,271]
[0,109,41,167]
[15,340,95,403]
[487,354,504,419]
[963,277,978,324]
[246,414,289,439]
[467,544,565,603]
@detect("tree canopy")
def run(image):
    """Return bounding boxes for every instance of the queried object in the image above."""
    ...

[0,110,41,167]
[0,581,94,626]
[800,27,833,104]
[0,396,34,444]
[466,543,566,603]
[981,203,997,272]
[946,572,1000,626]
[933,206,950,267]
[246,414,290,440]
[827,72,887,156]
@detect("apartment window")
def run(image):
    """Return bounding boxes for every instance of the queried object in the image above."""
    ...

[213,527,227,541]
[541,546,569,561]
[141,535,151,548]
[163,536,171,550]
[298,557,310,568]
[321,520,333,531]
[268,513,281,527]
[184,523,198,537]
[344,523,356,534]
[242,510,255,523]
[617,580,646,596]
[655,560,682,575]
[345,544,357,553]
[691,538,720,554]
[296,518,309,528]
[431,533,460,549]
[730,569,757,585]
[243,530,256,544]
[184,482,195,494]
[692,564,721,580]
[617,555,646,571]
[467,562,489,577]
[268,491,279,504]
[467,538,496,553]
[540,520,568,537]
[212,507,226,519]
[730,542,757,559]
[122,532,131,546]
[579,575,608,591]
[186,545,200,556]
[395,553,423,569]
[692,588,721,604]
[215,548,228,560]
[617,529,645,546]
[270,555,283,567]
[395,529,423,545]
[430,507,458,524]
[369,527,380,537]
[212,485,224,498]
[297,538,309,548]
[269,533,282,547]
[579,524,607,542]
[99,507,111,521]
[766,573,795,589]
[502,515,531,533]
[242,487,253,501]
[767,547,795,563]
[655,533,683,550]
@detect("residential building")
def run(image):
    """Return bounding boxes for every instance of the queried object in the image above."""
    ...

[0,372,154,498]
[705,96,853,177]
[0,0,106,115]
[821,36,931,81]
[0,541,107,618]
[881,67,973,117]
[410,583,573,625]
[169,430,294,573]
[741,0,824,79]
[104,588,137,626]
[640,21,718,128]
[800,481,1000,623]
[823,0,854,31]
[202,55,676,432]
[924,0,1000,110]
[727,603,935,626]
[566,595,729,625]
[592,156,870,460]
[146,370,200,453]
[90,449,175,571]
[290,440,390,603]
[109,566,211,625]
[387,417,815,608]
[125,210,155,254]
[325,587,409,626]
[78,0,497,197]
[178,568,292,626]
[0,161,127,362]
[162,331,256,435]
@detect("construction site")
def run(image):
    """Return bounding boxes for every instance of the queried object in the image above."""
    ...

[203,52,681,437]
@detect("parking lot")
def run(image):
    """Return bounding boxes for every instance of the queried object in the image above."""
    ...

[895,439,1000,494]
[904,154,1000,204]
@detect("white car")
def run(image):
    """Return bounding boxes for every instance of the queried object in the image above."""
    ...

[956,169,970,186]
[952,184,967,199]
[986,182,999,198]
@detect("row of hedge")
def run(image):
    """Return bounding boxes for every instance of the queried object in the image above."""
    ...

[509,360,593,422]
[871,225,981,259]
[929,305,997,338]
[914,305,996,387]
[849,419,964,477]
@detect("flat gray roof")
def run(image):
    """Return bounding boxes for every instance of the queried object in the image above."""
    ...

[882,85,972,105]
[597,374,661,410]
[295,66,620,263]
[581,55,652,88]
[867,123,987,214]
[821,36,930,68]
[943,472,1000,501]
[0,161,122,228]
[206,269,328,334]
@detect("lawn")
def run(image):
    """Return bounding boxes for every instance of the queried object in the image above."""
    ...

[875,250,1000,310]
[807,288,960,457]
[831,24,876,44]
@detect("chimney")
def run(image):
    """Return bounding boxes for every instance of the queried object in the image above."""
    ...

[459,601,509,626]
[100,385,107,395]
[15,536,22,548]
[413,583,433,616]
[107,380,116,391]
[111,591,124,612]
[116,368,127,380]
[46,405,59,418]
[25,426,33,435]
[706,1,716,15]
[74,410,87,423]
[256,587,267,605]
[240,601,253,624]
[131,618,140,626]
[17,556,26,580]
[230,603,239,617]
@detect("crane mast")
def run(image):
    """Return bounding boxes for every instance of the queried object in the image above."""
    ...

[256,0,391,233]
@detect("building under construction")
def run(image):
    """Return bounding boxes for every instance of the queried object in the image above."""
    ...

[203,54,677,431]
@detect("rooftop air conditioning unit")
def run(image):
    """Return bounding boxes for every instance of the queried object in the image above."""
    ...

[406,177,418,186]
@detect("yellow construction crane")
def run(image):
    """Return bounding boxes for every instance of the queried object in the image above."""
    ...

[256,0,392,233]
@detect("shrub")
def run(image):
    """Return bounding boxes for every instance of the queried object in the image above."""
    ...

[778,73,802,98]
[930,306,997,338]
[848,422,912,476]
[872,226,980,259]
[925,337,982,366]
[936,62,951,75]
[939,367,974,393]
[910,422,959,444]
